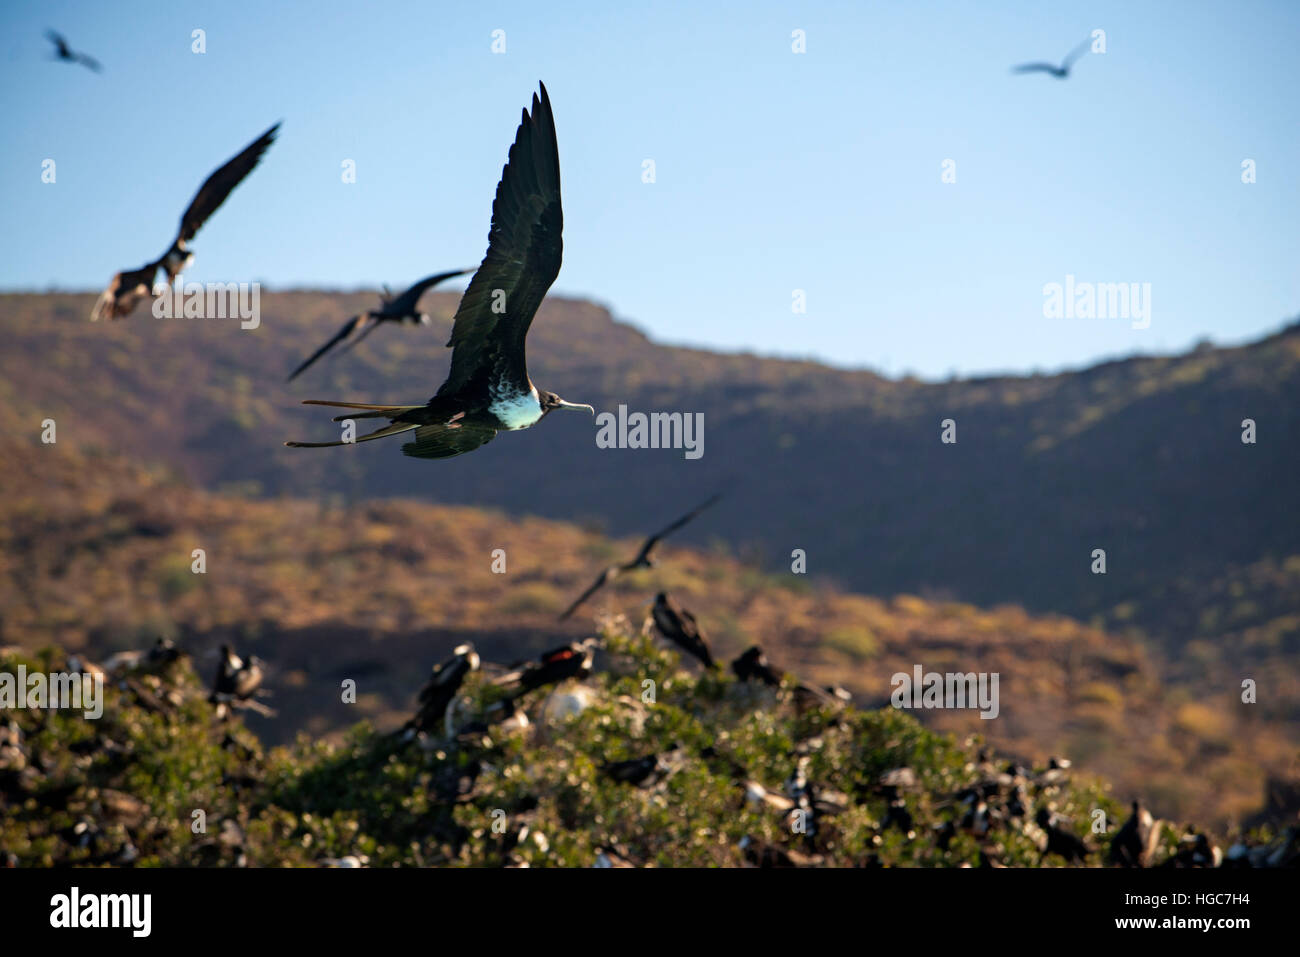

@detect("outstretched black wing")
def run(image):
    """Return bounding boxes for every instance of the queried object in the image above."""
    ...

[45,30,70,56]
[177,123,280,243]
[1012,63,1060,74]
[1060,37,1093,72]
[632,493,723,564]
[436,83,562,401]
[558,566,617,621]
[287,314,375,381]
[385,269,473,317]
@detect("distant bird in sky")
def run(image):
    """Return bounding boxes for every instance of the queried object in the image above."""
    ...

[287,269,473,381]
[1012,37,1092,79]
[91,123,279,320]
[651,592,718,670]
[495,638,596,699]
[287,82,593,460]
[45,30,101,72]
[402,643,480,737]
[558,493,722,621]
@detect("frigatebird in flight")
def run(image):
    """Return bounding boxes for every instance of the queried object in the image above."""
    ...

[651,592,719,670]
[46,30,102,72]
[1012,37,1091,79]
[287,269,473,381]
[558,493,722,621]
[286,83,593,460]
[90,123,279,320]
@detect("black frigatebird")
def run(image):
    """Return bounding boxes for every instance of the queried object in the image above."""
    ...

[91,123,279,320]
[1035,807,1091,864]
[1012,37,1091,79]
[209,644,273,718]
[731,645,782,686]
[1109,800,1162,868]
[286,83,593,460]
[600,746,681,787]
[651,592,719,670]
[45,30,101,72]
[401,643,480,737]
[287,269,473,381]
[558,493,722,621]
[494,638,596,700]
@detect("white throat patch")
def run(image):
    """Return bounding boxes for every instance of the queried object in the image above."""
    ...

[490,384,543,430]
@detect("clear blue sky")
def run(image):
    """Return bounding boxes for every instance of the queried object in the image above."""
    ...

[2,0,1297,377]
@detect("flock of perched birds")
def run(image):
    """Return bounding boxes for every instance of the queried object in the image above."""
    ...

[10,609,1297,868]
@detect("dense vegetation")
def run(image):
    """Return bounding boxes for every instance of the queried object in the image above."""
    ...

[0,635,1188,868]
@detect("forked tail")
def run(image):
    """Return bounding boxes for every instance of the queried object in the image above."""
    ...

[285,401,424,448]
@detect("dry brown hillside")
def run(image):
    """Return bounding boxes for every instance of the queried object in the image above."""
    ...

[0,435,1291,826]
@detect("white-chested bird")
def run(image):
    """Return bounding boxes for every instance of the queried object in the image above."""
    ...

[402,643,480,736]
[90,123,279,321]
[287,269,473,381]
[209,644,273,718]
[286,83,593,460]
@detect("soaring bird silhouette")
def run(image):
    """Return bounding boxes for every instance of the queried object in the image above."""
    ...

[651,592,718,670]
[45,30,101,72]
[558,493,722,621]
[287,269,473,381]
[1012,38,1092,78]
[286,83,592,460]
[90,123,279,320]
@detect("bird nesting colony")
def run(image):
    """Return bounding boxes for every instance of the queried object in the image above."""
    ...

[2,631,1294,868]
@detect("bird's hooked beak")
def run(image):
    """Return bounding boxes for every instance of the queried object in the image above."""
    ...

[556,399,595,415]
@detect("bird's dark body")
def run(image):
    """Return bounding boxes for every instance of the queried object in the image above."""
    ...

[651,592,719,670]
[46,30,101,72]
[1012,38,1092,80]
[404,644,479,734]
[732,645,782,686]
[498,640,595,698]
[287,269,472,381]
[92,124,279,320]
[287,83,594,460]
